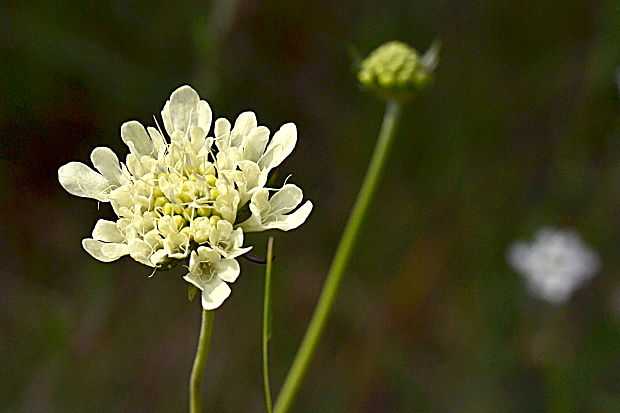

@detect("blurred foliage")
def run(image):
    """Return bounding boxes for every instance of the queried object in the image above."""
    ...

[1,0,620,412]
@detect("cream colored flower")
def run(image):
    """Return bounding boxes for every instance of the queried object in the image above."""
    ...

[58,85,312,309]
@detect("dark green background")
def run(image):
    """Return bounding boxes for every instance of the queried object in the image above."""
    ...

[1,0,620,411]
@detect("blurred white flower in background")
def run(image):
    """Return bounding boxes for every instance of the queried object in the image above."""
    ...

[508,227,600,304]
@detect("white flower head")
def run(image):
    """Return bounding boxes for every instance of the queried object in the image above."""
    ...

[58,85,313,309]
[508,227,600,304]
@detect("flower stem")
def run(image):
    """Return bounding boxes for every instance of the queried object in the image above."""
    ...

[274,100,403,413]
[263,237,275,413]
[190,308,215,413]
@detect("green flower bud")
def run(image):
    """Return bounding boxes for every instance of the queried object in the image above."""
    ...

[180,190,193,203]
[358,40,440,102]
[205,174,217,186]
[154,196,168,208]
[173,215,187,230]
[163,202,174,215]
[183,207,196,222]
[180,226,192,239]
[152,187,165,198]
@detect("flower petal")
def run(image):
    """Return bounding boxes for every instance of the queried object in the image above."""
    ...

[196,100,212,134]
[214,258,240,283]
[209,220,234,243]
[161,100,173,137]
[201,277,232,310]
[199,246,222,262]
[82,239,127,262]
[121,121,154,156]
[243,126,270,162]
[184,270,204,290]
[226,246,253,259]
[58,162,110,201]
[128,238,156,267]
[92,219,124,243]
[101,243,129,259]
[260,123,297,170]
[231,112,258,145]
[90,147,123,185]
[250,188,271,211]
[238,215,262,232]
[238,189,271,232]
[269,184,304,214]
[214,117,231,138]
[147,126,167,150]
[236,161,266,204]
[166,85,200,134]
[189,246,221,274]
[268,200,313,231]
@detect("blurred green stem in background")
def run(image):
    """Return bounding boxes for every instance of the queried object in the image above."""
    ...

[192,0,241,95]
[190,309,215,413]
[541,307,575,413]
[263,237,275,413]
[274,101,403,413]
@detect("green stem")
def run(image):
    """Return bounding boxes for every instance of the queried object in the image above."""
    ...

[541,307,575,413]
[263,237,275,413]
[190,309,215,413]
[274,100,403,413]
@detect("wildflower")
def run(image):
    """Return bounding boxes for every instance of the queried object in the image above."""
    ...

[58,85,312,309]
[508,227,600,304]
[358,40,440,102]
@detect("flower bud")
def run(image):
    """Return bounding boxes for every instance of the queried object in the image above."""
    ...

[358,40,440,102]
[180,190,193,203]
[191,217,212,244]
[154,196,168,208]
[205,174,217,186]
[173,215,187,230]
[163,202,174,215]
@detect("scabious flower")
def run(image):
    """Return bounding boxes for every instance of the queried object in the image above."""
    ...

[508,227,600,304]
[58,85,312,309]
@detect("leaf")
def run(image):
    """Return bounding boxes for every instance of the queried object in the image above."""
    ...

[188,285,198,302]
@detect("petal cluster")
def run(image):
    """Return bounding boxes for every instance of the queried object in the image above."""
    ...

[508,227,600,304]
[58,85,312,309]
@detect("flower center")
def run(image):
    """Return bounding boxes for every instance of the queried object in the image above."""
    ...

[155,171,217,216]
[138,163,223,244]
